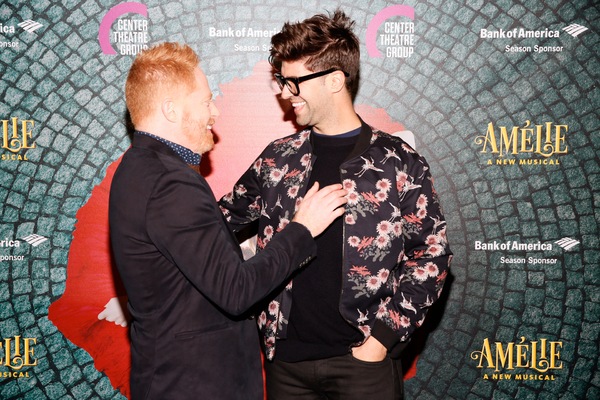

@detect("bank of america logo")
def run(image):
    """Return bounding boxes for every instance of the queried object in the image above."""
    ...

[562,24,589,37]
[18,19,43,33]
[555,237,580,251]
[21,234,48,247]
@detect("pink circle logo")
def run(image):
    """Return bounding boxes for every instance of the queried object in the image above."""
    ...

[366,5,414,58]
[98,2,148,55]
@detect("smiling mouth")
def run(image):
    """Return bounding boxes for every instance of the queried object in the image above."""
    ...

[291,101,306,111]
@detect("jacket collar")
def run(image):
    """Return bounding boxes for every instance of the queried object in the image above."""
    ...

[307,115,374,162]
[132,132,187,163]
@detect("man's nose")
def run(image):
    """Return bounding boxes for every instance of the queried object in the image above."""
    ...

[210,102,220,118]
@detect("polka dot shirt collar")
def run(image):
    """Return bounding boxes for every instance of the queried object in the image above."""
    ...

[136,131,201,166]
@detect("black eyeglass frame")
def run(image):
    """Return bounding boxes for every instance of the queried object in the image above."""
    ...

[274,68,350,96]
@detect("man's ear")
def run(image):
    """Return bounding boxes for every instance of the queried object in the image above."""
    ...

[329,70,347,94]
[161,98,178,123]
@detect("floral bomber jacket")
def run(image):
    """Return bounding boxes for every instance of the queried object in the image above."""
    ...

[219,120,452,360]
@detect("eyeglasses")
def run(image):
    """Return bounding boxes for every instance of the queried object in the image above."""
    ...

[274,68,349,96]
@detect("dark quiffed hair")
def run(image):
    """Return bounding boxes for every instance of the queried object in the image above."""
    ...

[270,9,360,96]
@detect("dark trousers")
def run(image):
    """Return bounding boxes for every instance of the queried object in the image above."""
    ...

[264,353,404,400]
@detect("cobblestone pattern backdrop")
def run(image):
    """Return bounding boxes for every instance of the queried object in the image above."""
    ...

[0,0,598,399]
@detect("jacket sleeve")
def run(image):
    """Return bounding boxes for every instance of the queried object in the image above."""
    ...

[218,155,265,231]
[373,154,452,350]
[146,169,315,316]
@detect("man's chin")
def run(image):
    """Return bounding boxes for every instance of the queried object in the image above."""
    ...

[199,142,214,155]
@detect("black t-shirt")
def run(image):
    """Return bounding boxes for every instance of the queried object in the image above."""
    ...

[277,127,364,362]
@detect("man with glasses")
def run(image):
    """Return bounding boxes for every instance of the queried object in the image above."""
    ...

[219,10,452,399]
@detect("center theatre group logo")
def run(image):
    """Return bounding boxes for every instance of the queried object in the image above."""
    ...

[98,2,149,55]
[1,117,36,161]
[0,336,37,379]
[366,5,415,58]
[475,120,568,166]
[470,337,563,381]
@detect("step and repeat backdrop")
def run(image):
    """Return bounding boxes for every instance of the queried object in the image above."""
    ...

[0,0,598,399]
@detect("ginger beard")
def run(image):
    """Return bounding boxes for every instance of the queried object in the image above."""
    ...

[180,66,218,155]
[182,111,214,155]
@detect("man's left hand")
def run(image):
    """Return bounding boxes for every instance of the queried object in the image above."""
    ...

[351,336,387,362]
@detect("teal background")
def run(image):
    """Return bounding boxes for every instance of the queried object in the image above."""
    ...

[0,0,598,399]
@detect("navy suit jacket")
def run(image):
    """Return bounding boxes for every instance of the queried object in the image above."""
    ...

[109,134,315,399]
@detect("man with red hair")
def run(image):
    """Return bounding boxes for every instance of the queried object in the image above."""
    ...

[110,42,347,400]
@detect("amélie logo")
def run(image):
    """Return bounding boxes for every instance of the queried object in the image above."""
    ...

[98,2,148,55]
[366,5,415,58]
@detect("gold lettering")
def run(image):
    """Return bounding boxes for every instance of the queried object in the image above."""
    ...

[477,121,569,159]
[1,118,36,153]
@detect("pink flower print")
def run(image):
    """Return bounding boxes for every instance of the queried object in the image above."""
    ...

[345,214,356,225]
[235,185,247,196]
[377,268,390,283]
[268,300,280,316]
[375,235,390,249]
[300,154,311,166]
[342,179,356,191]
[252,158,262,172]
[376,178,392,192]
[413,267,429,282]
[347,191,360,205]
[375,190,388,202]
[416,208,428,219]
[257,312,267,328]
[221,192,233,203]
[416,194,428,209]
[348,236,361,248]
[277,218,289,232]
[376,220,392,236]
[366,275,382,291]
[287,185,299,199]
[400,315,411,328]
[264,225,274,239]
[270,168,284,184]
[396,171,408,192]
[425,234,440,246]
[392,222,402,237]
[425,262,439,277]
[427,243,445,257]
